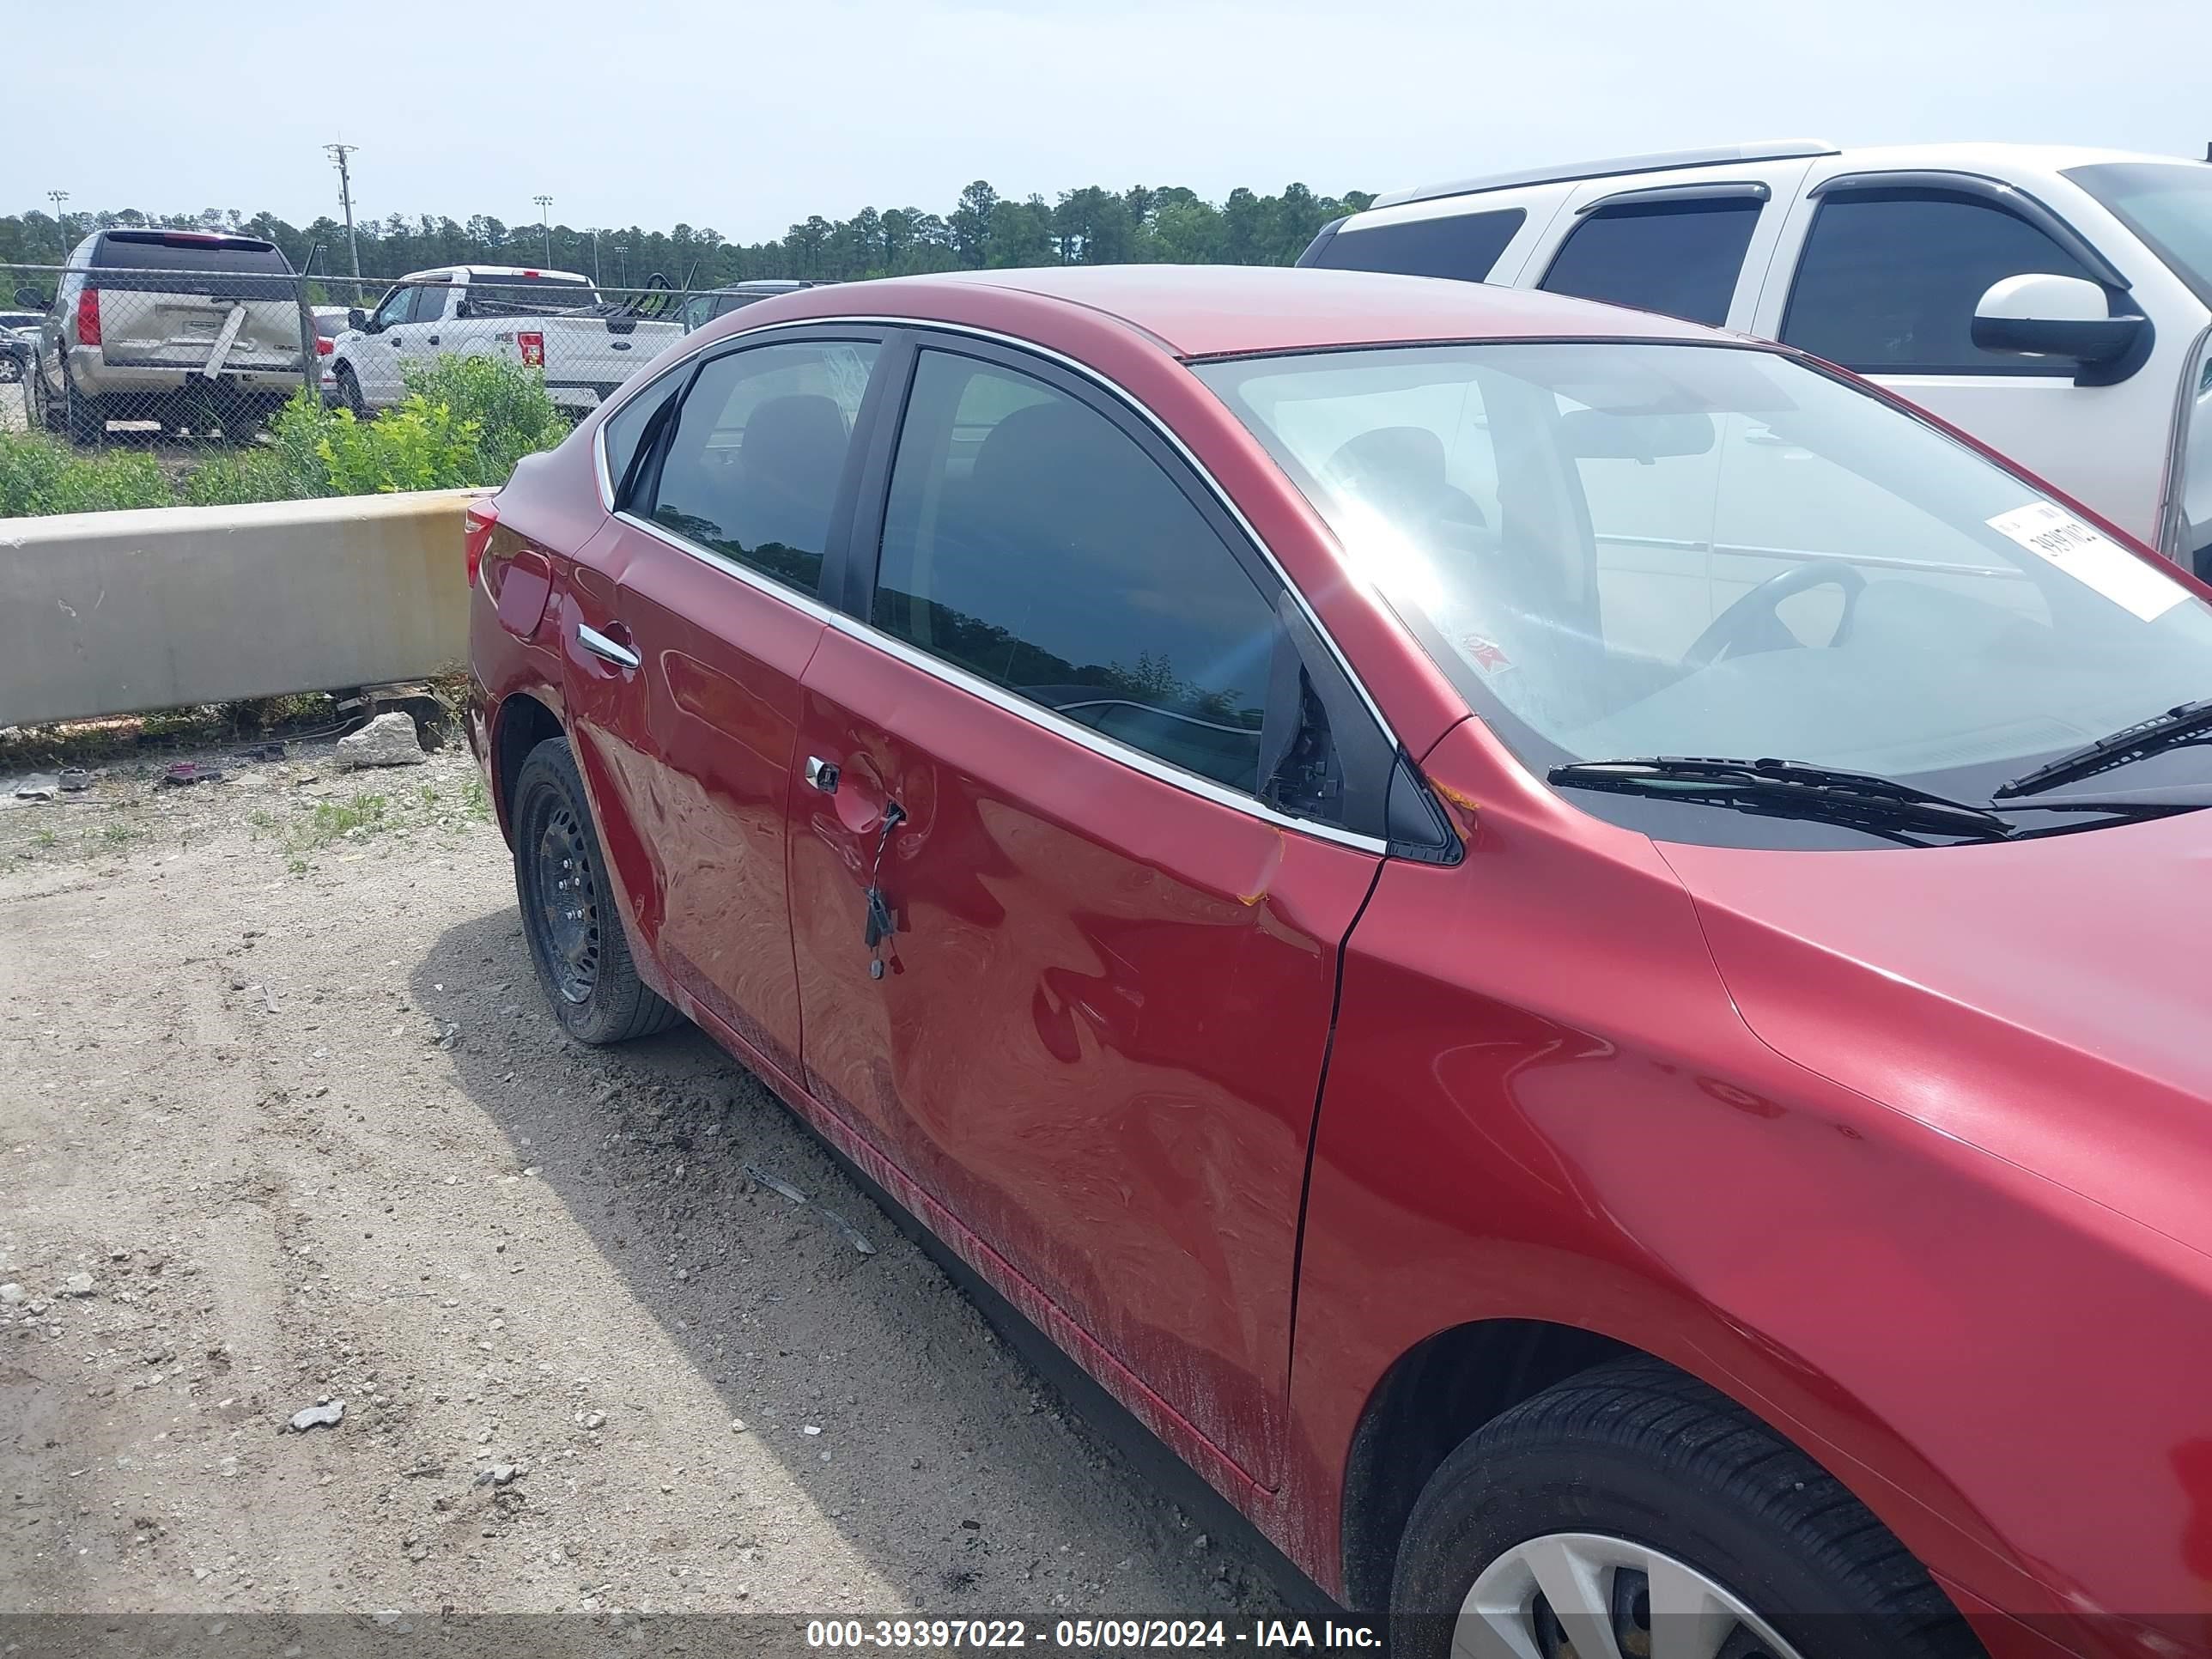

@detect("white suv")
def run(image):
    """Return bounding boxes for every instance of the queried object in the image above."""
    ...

[1305,142,2212,574]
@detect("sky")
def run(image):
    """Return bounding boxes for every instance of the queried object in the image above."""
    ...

[12,0,2211,243]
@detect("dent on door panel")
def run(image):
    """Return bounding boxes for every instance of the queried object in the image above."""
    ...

[788,627,1381,1485]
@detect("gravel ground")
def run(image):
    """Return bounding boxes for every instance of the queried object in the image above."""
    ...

[0,731,1340,1645]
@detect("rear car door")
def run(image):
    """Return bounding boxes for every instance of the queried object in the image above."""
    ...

[1759,170,2179,546]
[562,329,890,1079]
[786,337,1397,1484]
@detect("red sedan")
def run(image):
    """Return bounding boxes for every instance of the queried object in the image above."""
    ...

[466,264,2212,1659]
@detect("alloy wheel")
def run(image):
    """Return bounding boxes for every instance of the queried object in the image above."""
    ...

[1458,1533,1803,1659]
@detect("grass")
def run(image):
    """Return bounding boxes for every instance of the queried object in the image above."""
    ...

[285,792,390,854]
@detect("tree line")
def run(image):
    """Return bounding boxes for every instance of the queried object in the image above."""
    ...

[1,179,1373,295]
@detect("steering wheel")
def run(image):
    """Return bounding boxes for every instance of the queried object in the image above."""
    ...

[1682,558,1868,669]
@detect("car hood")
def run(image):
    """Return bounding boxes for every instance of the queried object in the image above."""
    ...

[1656,809,2212,1256]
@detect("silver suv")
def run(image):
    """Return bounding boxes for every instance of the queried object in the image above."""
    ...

[18,228,311,445]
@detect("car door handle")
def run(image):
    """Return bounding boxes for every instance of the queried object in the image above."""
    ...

[577,623,641,670]
[426,334,440,345]
[805,756,839,793]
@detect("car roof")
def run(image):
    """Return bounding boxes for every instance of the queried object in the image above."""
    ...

[1371,139,2202,214]
[400,264,592,282]
[753,264,1720,358]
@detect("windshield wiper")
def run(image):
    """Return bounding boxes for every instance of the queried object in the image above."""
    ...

[1549,756,2017,842]
[1995,700,2212,799]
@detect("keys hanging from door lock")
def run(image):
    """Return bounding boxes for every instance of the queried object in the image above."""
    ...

[862,802,907,980]
[805,756,839,794]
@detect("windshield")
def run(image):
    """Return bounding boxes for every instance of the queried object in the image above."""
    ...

[1195,341,2212,848]
[2066,161,2212,304]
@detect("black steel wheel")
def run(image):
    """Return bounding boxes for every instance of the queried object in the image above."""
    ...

[510,736,681,1044]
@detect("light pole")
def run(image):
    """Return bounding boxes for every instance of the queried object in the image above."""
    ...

[325,143,362,278]
[532,195,552,265]
[46,190,69,257]
[614,243,629,289]
[586,228,602,287]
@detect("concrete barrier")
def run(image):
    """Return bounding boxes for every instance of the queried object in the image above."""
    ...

[0,488,486,727]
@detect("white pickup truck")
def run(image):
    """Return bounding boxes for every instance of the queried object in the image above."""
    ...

[322,265,682,417]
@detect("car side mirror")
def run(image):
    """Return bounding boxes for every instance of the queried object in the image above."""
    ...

[1972,273,2148,377]
[15,286,52,312]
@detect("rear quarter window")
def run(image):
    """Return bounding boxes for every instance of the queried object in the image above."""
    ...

[1308,208,1527,283]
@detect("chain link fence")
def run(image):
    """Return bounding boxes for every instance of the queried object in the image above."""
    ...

[1,251,819,453]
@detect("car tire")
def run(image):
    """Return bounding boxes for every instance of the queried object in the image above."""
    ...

[214,390,275,444]
[335,363,371,421]
[510,735,682,1046]
[62,373,103,447]
[31,362,60,433]
[1389,1358,1983,1659]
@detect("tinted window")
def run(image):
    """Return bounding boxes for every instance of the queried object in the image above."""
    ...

[1782,193,2099,373]
[1310,208,1526,283]
[89,231,294,299]
[93,232,289,274]
[872,350,1279,790]
[602,378,682,503]
[647,340,878,593]
[1540,199,1760,326]
[409,284,449,324]
[465,274,597,315]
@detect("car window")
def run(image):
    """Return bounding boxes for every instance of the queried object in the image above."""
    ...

[602,377,683,503]
[370,286,415,329]
[1539,199,1762,327]
[644,339,879,593]
[409,284,449,325]
[463,274,595,314]
[872,349,1279,792]
[1310,207,1527,283]
[1781,193,2100,374]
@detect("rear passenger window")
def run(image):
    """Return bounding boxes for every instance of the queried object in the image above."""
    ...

[410,285,448,323]
[646,340,878,593]
[1309,208,1526,283]
[1781,193,2099,374]
[601,377,681,504]
[872,350,1279,791]
[1540,199,1761,326]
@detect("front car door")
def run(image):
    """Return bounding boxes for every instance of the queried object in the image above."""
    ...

[392,279,452,385]
[785,336,1401,1485]
[354,283,422,404]
[1754,165,2185,547]
[562,329,890,1081]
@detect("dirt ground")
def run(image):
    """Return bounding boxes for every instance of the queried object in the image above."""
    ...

[0,729,1344,1646]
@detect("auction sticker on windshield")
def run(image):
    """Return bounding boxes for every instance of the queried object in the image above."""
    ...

[1987,501,2189,623]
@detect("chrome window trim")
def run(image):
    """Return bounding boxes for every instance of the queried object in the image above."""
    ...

[589,312,1401,748]
[612,505,1389,855]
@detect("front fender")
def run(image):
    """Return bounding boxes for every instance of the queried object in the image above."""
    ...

[1284,721,2212,1653]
